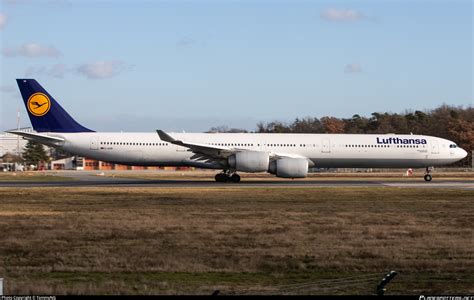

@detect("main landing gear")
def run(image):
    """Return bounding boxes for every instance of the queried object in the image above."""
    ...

[424,167,433,182]
[215,171,241,183]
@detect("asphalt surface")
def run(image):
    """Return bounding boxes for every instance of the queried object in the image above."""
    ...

[1,172,473,190]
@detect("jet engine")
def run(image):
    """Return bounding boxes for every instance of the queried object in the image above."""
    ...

[228,151,269,172]
[268,157,308,178]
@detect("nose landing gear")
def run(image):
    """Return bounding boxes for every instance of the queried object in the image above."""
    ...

[424,167,433,182]
[215,171,241,183]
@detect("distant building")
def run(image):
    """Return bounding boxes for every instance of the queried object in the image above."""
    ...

[51,156,77,170]
[0,153,24,172]
[51,156,189,171]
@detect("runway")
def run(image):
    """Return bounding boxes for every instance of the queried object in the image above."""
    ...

[1,172,473,190]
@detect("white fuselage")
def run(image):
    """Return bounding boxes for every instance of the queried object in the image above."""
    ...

[45,132,466,169]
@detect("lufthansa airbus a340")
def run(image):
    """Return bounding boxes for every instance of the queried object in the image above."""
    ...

[8,79,467,182]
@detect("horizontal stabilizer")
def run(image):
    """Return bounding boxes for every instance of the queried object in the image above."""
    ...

[7,130,65,146]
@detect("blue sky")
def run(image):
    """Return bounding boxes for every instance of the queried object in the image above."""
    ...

[1,0,472,132]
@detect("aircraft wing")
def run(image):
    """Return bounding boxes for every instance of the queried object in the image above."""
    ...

[7,130,65,146]
[157,130,235,160]
[156,130,311,164]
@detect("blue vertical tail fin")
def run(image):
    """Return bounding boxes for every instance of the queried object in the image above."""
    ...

[16,79,93,132]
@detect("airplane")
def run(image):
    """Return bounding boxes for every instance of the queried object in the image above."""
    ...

[7,79,468,182]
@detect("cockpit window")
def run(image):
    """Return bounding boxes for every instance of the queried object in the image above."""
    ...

[449,144,457,148]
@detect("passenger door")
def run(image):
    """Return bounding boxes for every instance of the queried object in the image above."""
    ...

[322,138,331,153]
[430,140,439,154]
[90,136,99,150]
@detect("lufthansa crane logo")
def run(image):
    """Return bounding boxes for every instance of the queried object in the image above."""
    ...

[27,93,51,116]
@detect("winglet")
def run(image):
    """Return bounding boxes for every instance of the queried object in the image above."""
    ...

[157,130,177,143]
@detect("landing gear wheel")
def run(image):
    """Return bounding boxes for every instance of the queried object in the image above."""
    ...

[230,173,241,183]
[424,166,433,182]
[215,173,228,182]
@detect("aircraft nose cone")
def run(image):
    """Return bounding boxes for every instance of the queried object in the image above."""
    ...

[460,148,468,159]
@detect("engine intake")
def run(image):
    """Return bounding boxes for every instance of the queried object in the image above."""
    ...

[228,151,269,172]
[268,157,308,178]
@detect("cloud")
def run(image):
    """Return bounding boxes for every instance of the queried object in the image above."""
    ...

[3,43,61,58]
[2,0,71,6]
[344,63,362,74]
[25,66,47,77]
[24,61,130,79]
[77,61,127,79]
[48,63,69,78]
[2,0,30,4]
[321,8,368,22]
[25,64,69,78]
[176,38,196,48]
[0,13,7,30]
[0,85,16,93]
